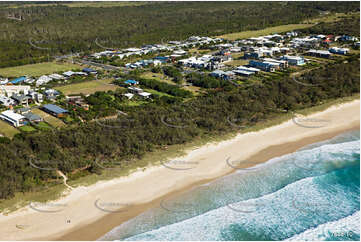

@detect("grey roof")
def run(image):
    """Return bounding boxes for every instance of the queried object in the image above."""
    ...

[24,112,42,121]
[17,107,30,113]
[43,104,68,114]
[12,93,30,102]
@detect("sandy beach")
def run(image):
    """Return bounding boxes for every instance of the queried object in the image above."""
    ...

[0,99,359,241]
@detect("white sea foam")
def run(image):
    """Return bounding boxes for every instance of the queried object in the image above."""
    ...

[285,211,360,241]
[100,138,360,241]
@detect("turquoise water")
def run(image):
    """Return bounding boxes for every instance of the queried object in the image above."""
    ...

[100,131,360,241]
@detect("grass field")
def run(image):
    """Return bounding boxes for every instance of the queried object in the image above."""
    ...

[144,88,173,97]
[225,59,249,67]
[0,62,82,77]
[0,120,20,138]
[140,72,176,85]
[56,79,119,95]
[31,108,65,128]
[34,121,52,130]
[302,12,358,24]
[218,24,313,40]
[18,125,36,132]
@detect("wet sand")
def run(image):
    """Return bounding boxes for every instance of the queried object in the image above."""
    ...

[0,100,359,241]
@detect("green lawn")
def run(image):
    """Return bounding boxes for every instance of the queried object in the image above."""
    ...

[122,100,148,107]
[31,108,65,128]
[140,72,176,85]
[144,88,173,98]
[0,62,82,78]
[219,24,313,40]
[56,79,119,95]
[18,125,36,132]
[0,120,20,138]
[225,59,249,67]
[34,121,52,131]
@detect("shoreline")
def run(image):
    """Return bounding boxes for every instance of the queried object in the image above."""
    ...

[0,99,359,241]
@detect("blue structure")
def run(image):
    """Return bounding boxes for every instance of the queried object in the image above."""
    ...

[10,76,26,84]
[42,104,68,117]
[124,79,139,85]
[154,56,168,63]
[249,60,275,72]
[82,68,97,74]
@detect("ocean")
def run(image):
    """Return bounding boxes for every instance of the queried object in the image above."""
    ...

[100,130,360,241]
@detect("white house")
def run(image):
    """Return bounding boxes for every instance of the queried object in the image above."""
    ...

[123,93,134,100]
[0,110,26,127]
[0,95,15,107]
[0,85,31,97]
[138,92,151,99]
[36,75,53,86]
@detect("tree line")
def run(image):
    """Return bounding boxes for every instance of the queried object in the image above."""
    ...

[0,54,359,199]
[0,2,359,68]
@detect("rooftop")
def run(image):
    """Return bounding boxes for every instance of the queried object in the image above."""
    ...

[43,104,68,114]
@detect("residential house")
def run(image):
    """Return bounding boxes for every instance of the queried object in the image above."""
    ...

[28,91,44,103]
[66,96,89,110]
[138,92,152,99]
[128,86,144,94]
[236,66,261,73]
[36,75,53,86]
[263,58,288,69]
[44,89,60,100]
[306,50,332,58]
[23,112,43,123]
[11,93,31,106]
[233,70,254,77]
[281,55,305,66]
[124,80,139,86]
[0,85,30,97]
[329,47,349,55]
[210,70,226,79]
[0,110,26,127]
[0,95,15,107]
[16,108,43,123]
[249,60,276,72]
[0,78,8,85]
[123,93,134,100]
[10,76,27,84]
[49,74,65,80]
[82,68,97,74]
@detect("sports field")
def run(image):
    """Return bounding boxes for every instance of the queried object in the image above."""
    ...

[0,120,20,138]
[0,62,82,77]
[56,79,119,95]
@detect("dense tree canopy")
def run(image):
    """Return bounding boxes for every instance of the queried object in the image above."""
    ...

[0,55,359,199]
[0,1,359,67]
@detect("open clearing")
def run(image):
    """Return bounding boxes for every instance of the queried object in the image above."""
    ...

[31,108,65,128]
[0,120,20,138]
[56,79,119,95]
[0,62,81,77]
[219,24,313,40]
[302,12,359,24]
[140,72,176,85]
[225,59,249,67]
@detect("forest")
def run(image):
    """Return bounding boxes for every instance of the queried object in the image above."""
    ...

[298,14,360,36]
[0,1,359,67]
[0,54,359,200]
